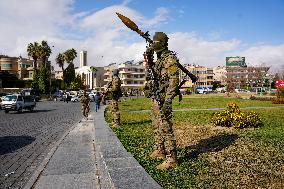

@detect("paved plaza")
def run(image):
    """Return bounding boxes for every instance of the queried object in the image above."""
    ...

[0,101,160,189]
[0,101,82,188]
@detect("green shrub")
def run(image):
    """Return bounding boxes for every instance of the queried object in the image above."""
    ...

[277,88,284,98]
[272,88,284,104]
[211,102,263,128]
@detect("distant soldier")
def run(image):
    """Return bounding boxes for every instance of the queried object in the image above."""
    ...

[145,32,179,170]
[106,69,122,128]
[80,91,90,119]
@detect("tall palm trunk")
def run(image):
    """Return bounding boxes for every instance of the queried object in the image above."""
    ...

[61,65,65,89]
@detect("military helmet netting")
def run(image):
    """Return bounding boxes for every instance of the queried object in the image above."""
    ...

[153,32,168,43]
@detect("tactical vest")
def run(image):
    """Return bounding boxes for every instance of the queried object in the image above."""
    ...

[153,50,179,101]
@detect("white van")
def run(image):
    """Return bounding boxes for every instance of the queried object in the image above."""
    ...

[2,94,36,113]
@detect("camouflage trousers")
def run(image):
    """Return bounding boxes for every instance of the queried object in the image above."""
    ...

[110,99,120,126]
[151,99,177,153]
[81,105,90,118]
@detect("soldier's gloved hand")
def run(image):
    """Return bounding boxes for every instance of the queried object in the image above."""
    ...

[145,46,154,55]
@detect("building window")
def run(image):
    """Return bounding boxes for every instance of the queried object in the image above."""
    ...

[1,64,12,69]
[134,81,137,84]
[127,81,131,84]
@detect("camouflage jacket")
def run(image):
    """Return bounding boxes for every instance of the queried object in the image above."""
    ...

[106,76,122,100]
[80,95,90,107]
[153,50,179,102]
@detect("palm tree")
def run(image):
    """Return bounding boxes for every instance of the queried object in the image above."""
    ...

[63,48,77,64]
[27,42,40,68]
[38,40,52,67]
[90,66,97,75]
[56,53,65,88]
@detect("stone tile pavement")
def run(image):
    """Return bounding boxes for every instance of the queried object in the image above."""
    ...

[24,106,161,189]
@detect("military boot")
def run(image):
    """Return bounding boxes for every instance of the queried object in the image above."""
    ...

[150,144,166,160]
[111,122,120,128]
[156,150,177,170]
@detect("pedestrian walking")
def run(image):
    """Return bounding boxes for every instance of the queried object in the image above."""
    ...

[94,92,101,112]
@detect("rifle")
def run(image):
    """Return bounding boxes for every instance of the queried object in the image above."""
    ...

[116,12,198,102]
[143,46,162,104]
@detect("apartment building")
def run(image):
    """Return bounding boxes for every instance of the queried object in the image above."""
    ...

[213,66,227,85]
[180,64,214,88]
[225,56,270,89]
[104,61,146,90]
[0,55,33,79]
[226,66,270,89]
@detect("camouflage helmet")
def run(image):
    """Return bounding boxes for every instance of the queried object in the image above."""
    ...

[112,69,119,76]
[153,32,168,53]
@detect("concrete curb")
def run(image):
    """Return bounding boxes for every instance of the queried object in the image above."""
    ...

[93,106,162,189]
[24,106,161,189]
[23,119,82,189]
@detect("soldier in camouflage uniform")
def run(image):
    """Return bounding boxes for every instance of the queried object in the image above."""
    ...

[106,69,122,128]
[146,32,179,170]
[80,91,90,119]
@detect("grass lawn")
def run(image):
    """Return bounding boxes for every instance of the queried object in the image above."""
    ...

[105,95,284,189]
[120,93,282,111]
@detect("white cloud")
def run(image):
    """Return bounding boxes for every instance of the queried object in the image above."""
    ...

[168,32,241,66]
[0,0,284,73]
[240,44,284,72]
[0,0,75,58]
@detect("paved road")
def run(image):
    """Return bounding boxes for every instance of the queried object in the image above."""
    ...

[0,101,85,189]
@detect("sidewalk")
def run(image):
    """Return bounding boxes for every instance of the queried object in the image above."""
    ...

[24,106,161,189]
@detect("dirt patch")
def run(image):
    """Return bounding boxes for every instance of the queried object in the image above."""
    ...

[174,123,284,189]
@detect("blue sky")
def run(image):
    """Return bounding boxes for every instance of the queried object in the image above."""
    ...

[0,0,284,70]
[73,0,284,44]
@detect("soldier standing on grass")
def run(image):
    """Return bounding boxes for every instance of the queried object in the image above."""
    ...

[145,32,179,170]
[80,91,90,120]
[106,69,122,128]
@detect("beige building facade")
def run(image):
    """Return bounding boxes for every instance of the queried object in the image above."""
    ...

[213,66,227,85]
[0,55,33,79]
[180,64,214,89]
[104,61,146,90]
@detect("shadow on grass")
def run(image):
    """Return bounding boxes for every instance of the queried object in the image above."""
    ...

[0,135,35,155]
[179,133,238,162]
[123,120,151,126]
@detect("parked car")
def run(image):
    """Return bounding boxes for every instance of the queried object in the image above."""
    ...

[0,93,7,110]
[0,98,2,110]
[21,89,41,102]
[2,94,36,113]
[196,87,212,94]
[71,96,80,102]
[89,94,95,102]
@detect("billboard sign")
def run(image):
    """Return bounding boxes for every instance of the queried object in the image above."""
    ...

[226,56,246,67]
[276,80,284,88]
